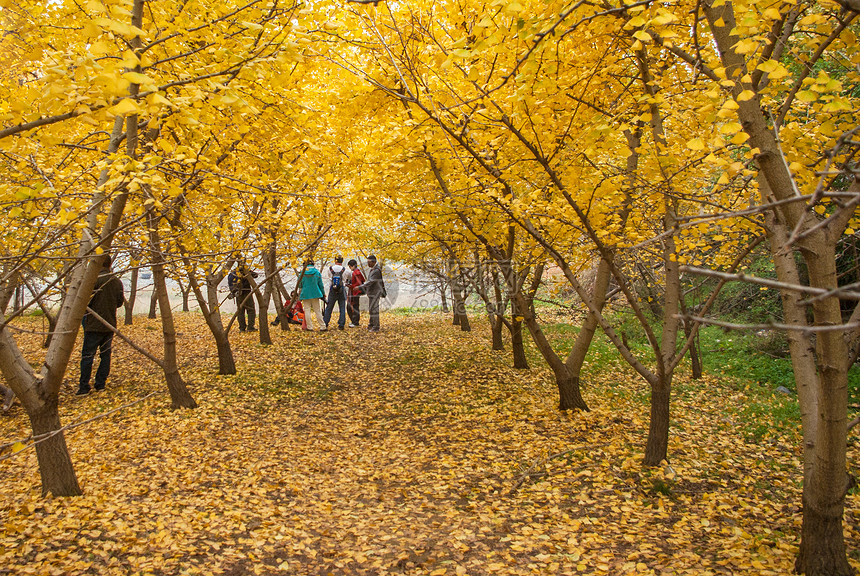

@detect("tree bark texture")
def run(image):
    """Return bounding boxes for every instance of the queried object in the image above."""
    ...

[490,315,504,351]
[28,395,82,496]
[643,380,670,465]
[510,317,529,370]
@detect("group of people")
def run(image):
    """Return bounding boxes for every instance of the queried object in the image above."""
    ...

[230,254,386,333]
[293,254,385,332]
[76,253,387,396]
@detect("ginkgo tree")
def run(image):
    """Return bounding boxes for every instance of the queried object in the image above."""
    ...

[0,0,307,495]
[320,0,859,573]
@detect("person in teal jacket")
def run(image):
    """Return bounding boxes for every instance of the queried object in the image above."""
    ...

[299,260,327,331]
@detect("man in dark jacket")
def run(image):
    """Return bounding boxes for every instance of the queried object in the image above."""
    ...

[358,254,385,332]
[228,260,258,332]
[77,256,126,395]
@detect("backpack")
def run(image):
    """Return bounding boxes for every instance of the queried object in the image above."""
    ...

[227,271,240,298]
[331,267,344,292]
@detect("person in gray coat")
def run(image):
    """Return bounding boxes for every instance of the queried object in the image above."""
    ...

[358,254,385,332]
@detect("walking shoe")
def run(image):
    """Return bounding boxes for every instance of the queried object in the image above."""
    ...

[75,387,90,395]
[248,327,257,331]
[338,326,345,331]
[94,385,105,391]
[348,324,356,328]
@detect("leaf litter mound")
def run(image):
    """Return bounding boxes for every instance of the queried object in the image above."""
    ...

[0,313,858,575]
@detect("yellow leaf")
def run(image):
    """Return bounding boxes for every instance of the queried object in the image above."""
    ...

[736,90,755,102]
[11,442,25,453]
[797,91,817,103]
[730,131,750,145]
[624,16,646,29]
[687,138,706,151]
[720,122,742,134]
[148,93,172,107]
[109,98,142,116]
[122,71,152,85]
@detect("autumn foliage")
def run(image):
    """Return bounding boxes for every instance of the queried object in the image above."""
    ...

[1,313,855,575]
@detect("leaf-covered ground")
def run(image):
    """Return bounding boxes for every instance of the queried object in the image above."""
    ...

[1,312,858,575]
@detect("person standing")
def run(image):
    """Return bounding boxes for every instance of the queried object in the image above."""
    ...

[358,254,385,332]
[228,260,258,332]
[323,256,348,331]
[77,256,126,395]
[299,260,326,331]
[346,259,365,328]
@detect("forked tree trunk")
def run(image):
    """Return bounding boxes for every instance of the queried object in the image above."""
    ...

[124,266,138,325]
[564,258,612,390]
[29,397,82,496]
[178,280,191,312]
[181,257,237,375]
[521,308,588,411]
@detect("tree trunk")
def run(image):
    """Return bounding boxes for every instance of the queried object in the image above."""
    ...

[178,280,191,312]
[643,378,670,465]
[439,286,449,312]
[263,246,287,330]
[254,289,272,345]
[42,307,58,349]
[702,2,853,569]
[490,315,504,351]
[683,315,702,380]
[510,317,529,369]
[28,398,82,496]
[181,256,237,375]
[520,303,588,411]
[458,301,471,332]
[124,266,138,325]
[214,333,236,375]
[565,258,612,382]
[147,287,157,319]
[795,252,852,576]
[148,209,197,409]
[796,496,852,576]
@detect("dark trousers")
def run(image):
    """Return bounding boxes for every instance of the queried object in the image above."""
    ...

[80,331,114,391]
[323,288,346,328]
[237,292,256,331]
[368,294,381,330]
[347,294,361,326]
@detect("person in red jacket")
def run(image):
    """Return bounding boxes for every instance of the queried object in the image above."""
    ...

[346,259,365,328]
